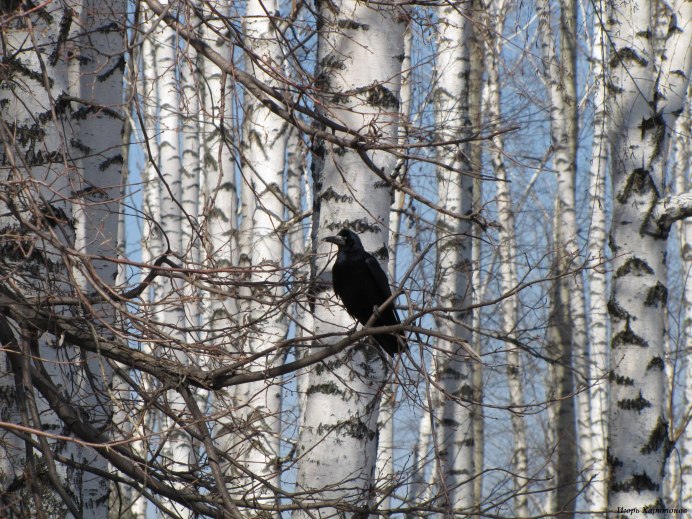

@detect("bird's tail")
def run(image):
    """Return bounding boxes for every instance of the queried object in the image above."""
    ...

[375,332,407,357]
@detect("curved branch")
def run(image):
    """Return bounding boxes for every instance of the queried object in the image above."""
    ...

[652,193,692,233]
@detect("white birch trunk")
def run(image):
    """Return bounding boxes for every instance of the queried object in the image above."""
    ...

[199,0,237,295]
[234,0,289,508]
[196,0,241,480]
[433,2,475,514]
[671,90,692,510]
[545,210,578,517]
[285,125,313,411]
[559,2,593,499]
[294,2,405,515]
[585,0,610,510]
[468,10,485,515]
[198,0,238,338]
[485,1,530,515]
[132,8,161,518]
[376,18,412,510]
[151,11,192,518]
[607,0,690,512]
[0,1,124,515]
[408,381,436,514]
[673,87,691,508]
[180,5,202,344]
[537,0,585,513]
[140,6,163,285]
[112,54,135,516]
[70,3,126,516]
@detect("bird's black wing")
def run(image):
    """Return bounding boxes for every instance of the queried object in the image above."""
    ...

[363,254,406,356]
[364,255,393,302]
[364,254,402,325]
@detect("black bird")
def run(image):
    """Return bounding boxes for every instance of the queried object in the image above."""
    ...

[324,229,407,356]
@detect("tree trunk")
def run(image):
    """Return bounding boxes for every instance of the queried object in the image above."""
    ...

[285,125,312,414]
[674,86,692,510]
[234,0,289,509]
[432,1,476,514]
[376,18,411,510]
[196,0,241,484]
[468,6,485,515]
[150,13,194,518]
[0,1,125,516]
[585,0,610,510]
[180,3,203,344]
[132,8,161,517]
[607,0,690,512]
[537,0,585,513]
[485,1,530,515]
[294,1,405,515]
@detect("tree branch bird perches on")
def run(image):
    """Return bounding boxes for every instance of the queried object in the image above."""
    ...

[324,229,407,357]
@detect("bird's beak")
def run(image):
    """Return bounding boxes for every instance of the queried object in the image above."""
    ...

[323,235,346,246]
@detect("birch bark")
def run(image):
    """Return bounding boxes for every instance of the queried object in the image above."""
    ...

[376,17,411,510]
[0,1,125,516]
[146,9,192,517]
[196,0,241,481]
[485,1,530,515]
[585,0,610,510]
[294,1,405,515]
[432,2,476,513]
[132,7,163,517]
[69,3,126,516]
[537,0,584,512]
[234,0,289,508]
[607,0,691,512]
[676,91,692,508]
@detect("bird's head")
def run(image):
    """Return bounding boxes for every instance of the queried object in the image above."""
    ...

[323,228,363,251]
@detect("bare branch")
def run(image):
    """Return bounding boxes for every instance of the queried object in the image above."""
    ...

[652,192,692,232]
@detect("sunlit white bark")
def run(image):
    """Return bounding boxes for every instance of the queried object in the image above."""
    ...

[673,87,692,509]
[0,1,125,515]
[294,1,405,515]
[234,0,289,509]
[432,2,476,514]
[150,9,192,517]
[537,0,584,512]
[607,0,690,512]
[196,0,241,484]
[486,1,530,516]
[584,0,610,511]
[376,18,412,511]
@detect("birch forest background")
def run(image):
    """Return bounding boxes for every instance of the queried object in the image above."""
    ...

[0,0,691,517]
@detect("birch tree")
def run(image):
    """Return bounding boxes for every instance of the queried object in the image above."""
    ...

[536,0,585,512]
[585,0,610,510]
[131,6,162,518]
[0,0,689,516]
[0,1,125,516]
[376,18,412,510]
[294,1,405,515]
[179,3,203,339]
[146,10,195,517]
[431,3,477,513]
[671,87,691,509]
[484,0,531,515]
[68,3,127,517]
[195,0,241,490]
[607,0,692,512]
[234,0,289,507]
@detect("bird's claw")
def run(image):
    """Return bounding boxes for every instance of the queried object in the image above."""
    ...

[372,305,381,319]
